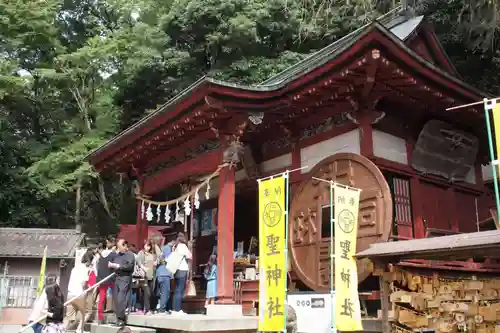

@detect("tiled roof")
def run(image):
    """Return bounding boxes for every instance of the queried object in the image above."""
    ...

[87,8,487,163]
[257,10,422,86]
[0,228,85,258]
[356,230,500,261]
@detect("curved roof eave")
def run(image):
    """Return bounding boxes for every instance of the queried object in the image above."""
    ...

[87,76,210,162]
[88,16,488,167]
[373,21,489,100]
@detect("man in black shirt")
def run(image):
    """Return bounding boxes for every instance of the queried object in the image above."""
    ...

[108,239,135,327]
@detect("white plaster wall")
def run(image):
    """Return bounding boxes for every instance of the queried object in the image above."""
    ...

[259,153,292,173]
[300,129,360,173]
[373,130,408,165]
[483,164,494,181]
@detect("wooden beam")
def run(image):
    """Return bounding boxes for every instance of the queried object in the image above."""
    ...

[142,149,222,195]
[379,274,391,333]
[140,130,217,172]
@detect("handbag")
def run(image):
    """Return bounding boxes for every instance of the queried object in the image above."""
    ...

[185,280,196,297]
[166,250,184,275]
[132,263,145,278]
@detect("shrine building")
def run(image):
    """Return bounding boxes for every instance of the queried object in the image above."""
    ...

[88,8,497,318]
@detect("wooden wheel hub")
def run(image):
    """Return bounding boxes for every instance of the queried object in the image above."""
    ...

[289,153,393,290]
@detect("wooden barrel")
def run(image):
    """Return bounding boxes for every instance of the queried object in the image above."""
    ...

[289,153,393,290]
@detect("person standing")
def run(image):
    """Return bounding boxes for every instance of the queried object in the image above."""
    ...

[203,254,217,308]
[155,239,173,314]
[65,251,92,332]
[29,281,66,333]
[136,240,157,314]
[28,276,58,333]
[128,246,139,313]
[108,239,135,327]
[95,243,116,325]
[105,236,116,251]
[170,233,192,315]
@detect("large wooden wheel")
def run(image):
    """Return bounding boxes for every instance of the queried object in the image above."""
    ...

[289,153,393,290]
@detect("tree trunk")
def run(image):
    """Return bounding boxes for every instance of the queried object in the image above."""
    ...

[67,75,114,219]
[98,179,113,217]
[75,178,82,231]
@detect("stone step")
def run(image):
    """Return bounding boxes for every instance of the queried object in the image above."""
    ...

[90,324,155,333]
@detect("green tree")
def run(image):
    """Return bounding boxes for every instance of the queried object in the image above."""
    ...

[1,0,499,236]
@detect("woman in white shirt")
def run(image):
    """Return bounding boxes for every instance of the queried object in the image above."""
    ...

[171,232,192,315]
[65,252,92,332]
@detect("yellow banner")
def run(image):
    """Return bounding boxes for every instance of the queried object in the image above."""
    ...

[334,185,363,331]
[258,176,286,332]
[492,104,500,173]
[37,246,47,296]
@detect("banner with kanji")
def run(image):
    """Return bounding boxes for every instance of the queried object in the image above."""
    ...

[258,177,286,332]
[334,185,363,331]
[37,246,47,296]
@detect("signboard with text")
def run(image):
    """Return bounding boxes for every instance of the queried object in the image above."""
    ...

[334,185,363,331]
[288,292,335,333]
[258,177,286,332]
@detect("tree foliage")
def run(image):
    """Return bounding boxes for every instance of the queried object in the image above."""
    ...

[0,0,499,235]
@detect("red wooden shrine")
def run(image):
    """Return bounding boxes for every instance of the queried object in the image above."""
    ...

[88,11,498,314]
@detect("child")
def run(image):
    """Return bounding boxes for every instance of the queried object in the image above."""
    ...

[29,281,65,333]
[203,254,217,308]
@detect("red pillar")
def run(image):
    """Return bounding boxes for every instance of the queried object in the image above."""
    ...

[135,201,148,247]
[290,138,301,195]
[216,165,236,303]
[358,114,374,157]
[136,202,143,247]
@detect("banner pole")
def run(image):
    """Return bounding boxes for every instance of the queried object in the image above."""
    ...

[483,98,500,225]
[283,171,290,333]
[329,181,335,333]
[257,166,308,182]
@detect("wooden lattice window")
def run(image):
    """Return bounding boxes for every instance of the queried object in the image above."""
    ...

[385,174,414,240]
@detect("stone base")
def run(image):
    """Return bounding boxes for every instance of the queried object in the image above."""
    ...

[126,313,257,332]
[90,324,155,333]
[206,304,243,317]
